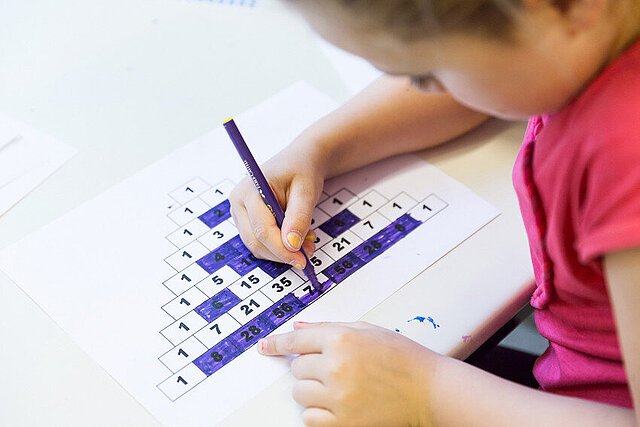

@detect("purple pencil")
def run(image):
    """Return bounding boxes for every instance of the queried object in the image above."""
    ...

[223,118,323,292]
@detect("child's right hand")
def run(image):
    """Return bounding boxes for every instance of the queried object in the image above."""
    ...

[229,141,326,269]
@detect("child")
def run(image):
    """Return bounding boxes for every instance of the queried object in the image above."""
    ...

[228,0,640,425]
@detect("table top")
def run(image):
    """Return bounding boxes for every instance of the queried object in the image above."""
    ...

[0,1,533,425]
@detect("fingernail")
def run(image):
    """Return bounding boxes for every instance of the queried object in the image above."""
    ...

[286,232,302,250]
[294,263,303,269]
[258,339,266,353]
[305,233,315,241]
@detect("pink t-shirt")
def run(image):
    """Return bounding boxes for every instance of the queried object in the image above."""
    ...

[513,38,640,407]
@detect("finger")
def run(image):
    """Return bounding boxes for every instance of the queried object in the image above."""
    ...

[293,321,371,330]
[292,379,331,409]
[230,202,275,261]
[282,177,318,252]
[301,239,315,258]
[258,329,326,355]
[244,193,306,267]
[302,407,338,427]
[291,354,326,381]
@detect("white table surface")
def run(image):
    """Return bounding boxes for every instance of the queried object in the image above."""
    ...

[0,1,533,425]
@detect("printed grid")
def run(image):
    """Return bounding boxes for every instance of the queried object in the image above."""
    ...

[157,178,448,400]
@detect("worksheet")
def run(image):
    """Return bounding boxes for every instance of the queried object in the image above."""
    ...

[0,82,498,426]
[0,113,76,216]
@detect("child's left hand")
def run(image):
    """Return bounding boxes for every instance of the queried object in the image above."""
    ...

[257,321,440,427]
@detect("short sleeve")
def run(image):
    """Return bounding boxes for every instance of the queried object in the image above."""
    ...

[576,126,640,261]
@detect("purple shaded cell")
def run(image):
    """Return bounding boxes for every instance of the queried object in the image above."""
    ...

[262,293,306,327]
[227,253,264,276]
[259,260,291,278]
[351,232,395,263]
[194,288,241,322]
[318,209,360,238]
[297,280,335,305]
[322,252,366,284]
[226,316,274,352]
[196,241,240,274]
[383,213,421,243]
[192,339,241,376]
[199,199,231,228]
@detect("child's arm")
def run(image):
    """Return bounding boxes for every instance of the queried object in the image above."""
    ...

[229,75,488,267]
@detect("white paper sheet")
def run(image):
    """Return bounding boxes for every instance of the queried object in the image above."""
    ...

[0,82,498,426]
[0,113,76,216]
[316,37,384,96]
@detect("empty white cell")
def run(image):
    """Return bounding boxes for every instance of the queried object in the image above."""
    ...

[351,211,391,241]
[310,208,330,229]
[199,179,235,206]
[311,228,332,248]
[317,189,357,216]
[408,194,448,222]
[228,269,272,300]
[165,240,209,272]
[323,230,362,260]
[194,312,241,348]
[163,263,209,295]
[262,270,304,302]
[308,248,335,271]
[166,219,210,248]
[161,311,208,346]
[169,178,211,204]
[163,287,209,319]
[228,291,271,324]
[168,198,211,226]
[378,192,418,221]
[157,363,207,401]
[292,273,329,300]
[198,221,237,251]
[196,266,241,297]
[348,190,388,220]
[159,336,208,373]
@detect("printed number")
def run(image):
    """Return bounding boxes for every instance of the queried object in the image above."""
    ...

[302,285,315,296]
[271,276,292,293]
[214,252,225,262]
[184,207,193,214]
[334,219,345,226]
[332,198,343,205]
[214,188,223,195]
[392,202,402,209]
[212,230,224,239]
[209,323,221,334]
[272,302,293,318]
[177,348,188,358]
[310,256,322,267]
[314,236,320,244]
[210,275,223,285]
[423,204,432,211]
[177,376,187,385]
[211,300,223,309]
[182,251,192,259]
[240,254,258,266]
[210,351,223,362]
[395,223,406,232]
[183,228,193,236]
[364,240,382,255]
[185,187,194,193]
[363,220,373,229]
[181,274,191,282]
[240,299,260,315]
[240,280,251,289]
[179,297,190,306]
[333,259,354,275]
[332,237,351,252]
[178,322,189,331]
[362,200,372,207]
[213,209,224,218]
[240,325,262,342]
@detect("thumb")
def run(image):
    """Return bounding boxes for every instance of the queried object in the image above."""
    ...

[281,176,318,252]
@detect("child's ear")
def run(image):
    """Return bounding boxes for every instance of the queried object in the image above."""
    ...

[520,0,607,35]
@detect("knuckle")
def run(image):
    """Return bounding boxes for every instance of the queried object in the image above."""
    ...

[244,239,264,256]
[279,332,297,354]
[291,210,313,227]
[252,224,268,243]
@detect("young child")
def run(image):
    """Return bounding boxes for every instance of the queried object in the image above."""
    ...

[229,0,640,425]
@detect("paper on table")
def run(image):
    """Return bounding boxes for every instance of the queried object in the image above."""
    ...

[0,82,498,426]
[0,113,76,216]
[316,36,384,96]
